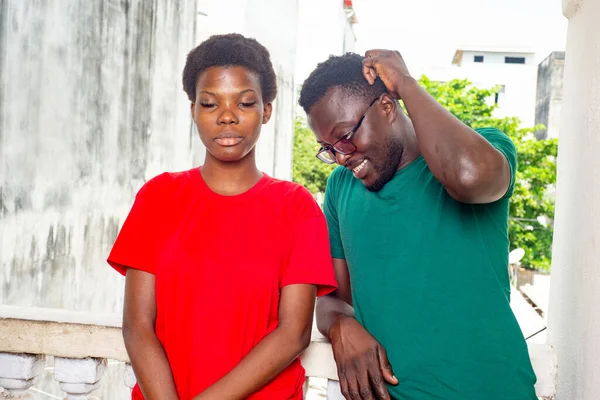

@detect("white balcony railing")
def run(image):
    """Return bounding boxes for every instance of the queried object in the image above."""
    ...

[0,305,556,399]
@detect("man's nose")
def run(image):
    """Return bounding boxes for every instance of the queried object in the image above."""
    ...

[336,152,352,166]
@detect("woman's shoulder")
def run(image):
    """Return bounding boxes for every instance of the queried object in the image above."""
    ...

[147,167,196,185]
[265,177,322,219]
[139,168,198,199]
[266,177,314,202]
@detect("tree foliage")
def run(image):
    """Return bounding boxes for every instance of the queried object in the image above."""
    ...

[292,118,336,195]
[293,76,557,271]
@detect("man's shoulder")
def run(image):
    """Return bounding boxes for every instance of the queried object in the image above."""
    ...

[474,127,515,145]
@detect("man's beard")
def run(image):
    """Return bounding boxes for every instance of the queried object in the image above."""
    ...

[364,137,404,192]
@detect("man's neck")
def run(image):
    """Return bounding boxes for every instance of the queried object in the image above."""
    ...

[396,149,421,171]
[396,128,421,171]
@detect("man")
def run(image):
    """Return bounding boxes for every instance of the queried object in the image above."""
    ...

[298,50,537,400]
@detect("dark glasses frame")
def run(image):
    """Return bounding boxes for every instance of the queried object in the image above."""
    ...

[316,97,379,164]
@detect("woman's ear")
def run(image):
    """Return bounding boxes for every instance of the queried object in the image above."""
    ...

[262,102,273,124]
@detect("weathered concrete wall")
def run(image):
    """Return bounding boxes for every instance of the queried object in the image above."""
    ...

[535,51,565,139]
[1,0,301,314]
[0,0,198,312]
[0,1,300,398]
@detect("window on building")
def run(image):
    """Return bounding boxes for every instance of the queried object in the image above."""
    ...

[474,55,484,63]
[505,56,526,64]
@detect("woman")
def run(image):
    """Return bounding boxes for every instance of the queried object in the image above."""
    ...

[108,33,337,400]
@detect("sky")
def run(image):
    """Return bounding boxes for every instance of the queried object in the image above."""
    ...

[351,0,568,76]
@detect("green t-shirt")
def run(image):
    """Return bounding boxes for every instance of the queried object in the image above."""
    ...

[323,127,537,400]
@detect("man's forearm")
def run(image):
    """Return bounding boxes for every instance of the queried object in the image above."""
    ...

[316,295,355,339]
[124,329,179,400]
[398,76,509,203]
[194,326,310,400]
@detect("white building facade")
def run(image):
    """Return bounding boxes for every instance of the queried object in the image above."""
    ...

[449,47,539,128]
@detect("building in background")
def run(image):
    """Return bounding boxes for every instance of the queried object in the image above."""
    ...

[294,0,357,111]
[535,51,565,139]
[449,46,538,128]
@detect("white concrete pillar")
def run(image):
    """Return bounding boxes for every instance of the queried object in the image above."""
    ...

[326,380,344,400]
[0,353,45,399]
[53,357,106,400]
[123,364,136,391]
[547,0,600,399]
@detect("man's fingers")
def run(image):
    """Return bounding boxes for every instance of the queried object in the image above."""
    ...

[339,375,351,400]
[368,68,377,83]
[362,57,379,85]
[339,368,361,400]
[377,346,398,385]
[341,363,376,400]
[346,377,363,400]
[361,63,375,85]
[356,370,375,400]
[365,49,385,58]
[368,365,391,399]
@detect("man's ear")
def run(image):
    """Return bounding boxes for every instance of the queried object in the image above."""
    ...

[380,93,399,123]
[190,102,195,118]
[262,102,273,124]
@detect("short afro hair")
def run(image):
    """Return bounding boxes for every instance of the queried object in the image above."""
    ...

[299,53,387,114]
[182,33,277,103]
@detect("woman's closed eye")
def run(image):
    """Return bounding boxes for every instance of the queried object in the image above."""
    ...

[198,100,256,108]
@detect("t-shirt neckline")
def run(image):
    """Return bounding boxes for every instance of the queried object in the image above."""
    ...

[195,167,271,201]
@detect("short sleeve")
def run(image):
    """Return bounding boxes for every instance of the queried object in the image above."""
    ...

[476,127,518,198]
[280,187,337,297]
[323,168,345,260]
[107,178,161,276]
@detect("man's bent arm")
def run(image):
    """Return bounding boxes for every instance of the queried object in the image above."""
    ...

[362,50,511,204]
[316,258,398,399]
[316,258,354,338]
[397,76,510,204]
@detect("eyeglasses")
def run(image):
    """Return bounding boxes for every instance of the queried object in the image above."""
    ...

[315,98,379,164]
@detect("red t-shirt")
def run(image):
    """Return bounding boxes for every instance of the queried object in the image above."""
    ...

[107,168,337,400]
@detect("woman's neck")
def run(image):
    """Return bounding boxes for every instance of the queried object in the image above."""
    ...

[200,151,263,196]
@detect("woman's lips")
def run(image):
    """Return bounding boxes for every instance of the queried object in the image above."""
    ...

[215,137,243,146]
